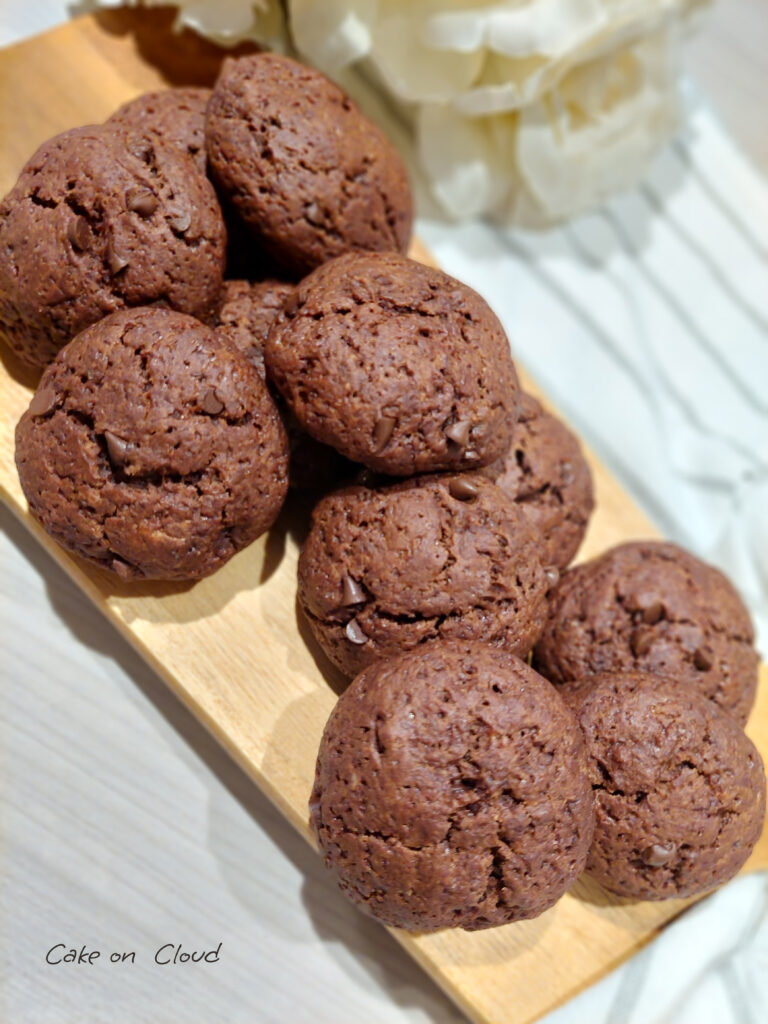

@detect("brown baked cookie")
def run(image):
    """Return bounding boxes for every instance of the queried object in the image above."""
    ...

[206,53,412,276]
[0,125,226,368]
[533,541,758,724]
[213,278,294,376]
[15,307,288,580]
[108,88,211,174]
[298,473,553,677]
[483,393,594,569]
[265,252,520,475]
[311,640,594,931]
[565,671,765,900]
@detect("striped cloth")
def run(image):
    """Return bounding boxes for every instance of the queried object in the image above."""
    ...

[418,87,768,1024]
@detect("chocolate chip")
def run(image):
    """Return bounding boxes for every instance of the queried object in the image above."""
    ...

[126,187,158,217]
[66,216,90,252]
[27,385,57,417]
[282,290,301,318]
[167,207,191,234]
[693,646,713,671]
[107,240,129,275]
[642,601,665,625]
[373,415,396,452]
[200,388,224,415]
[463,449,480,463]
[544,567,560,587]
[641,842,676,867]
[448,477,479,501]
[305,201,323,226]
[630,628,653,657]
[342,575,366,606]
[345,618,367,645]
[445,419,471,447]
[104,430,132,467]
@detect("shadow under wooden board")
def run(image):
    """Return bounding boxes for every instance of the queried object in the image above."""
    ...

[1,12,766,1024]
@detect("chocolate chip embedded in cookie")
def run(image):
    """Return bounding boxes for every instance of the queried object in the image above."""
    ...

[0,124,226,368]
[298,472,551,677]
[310,640,594,931]
[206,53,412,276]
[483,393,594,569]
[108,88,211,174]
[533,541,758,724]
[565,671,766,900]
[265,252,520,476]
[15,307,288,580]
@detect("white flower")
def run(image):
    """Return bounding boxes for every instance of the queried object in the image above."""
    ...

[92,0,706,223]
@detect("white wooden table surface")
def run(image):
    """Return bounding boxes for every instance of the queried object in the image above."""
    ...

[1,3,766,1023]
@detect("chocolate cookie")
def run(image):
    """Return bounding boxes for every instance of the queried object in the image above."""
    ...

[108,88,210,173]
[484,393,594,569]
[0,125,226,367]
[298,472,553,677]
[265,252,520,475]
[15,307,288,580]
[310,641,594,931]
[206,53,412,276]
[565,671,765,900]
[533,541,758,724]
[213,278,294,376]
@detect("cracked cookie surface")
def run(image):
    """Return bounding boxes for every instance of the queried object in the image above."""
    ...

[533,541,758,724]
[265,252,520,475]
[108,88,211,174]
[15,306,289,580]
[206,53,412,277]
[213,278,294,378]
[298,472,551,677]
[563,671,765,899]
[483,393,594,569]
[310,640,594,931]
[0,124,226,367]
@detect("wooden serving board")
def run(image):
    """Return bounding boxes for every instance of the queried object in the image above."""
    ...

[1,12,766,1024]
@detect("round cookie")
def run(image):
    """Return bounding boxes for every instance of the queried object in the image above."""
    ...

[213,278,294,376]
[265,252,520,475]
[298,472,553,678]
[483,393,594,569]
[15,307,288,580]
[311,641,595,931]
[206,53,412,276]
[108,87,211,173]
[565,671,765,900]
[0,125,226,367]
[533,541,758,724]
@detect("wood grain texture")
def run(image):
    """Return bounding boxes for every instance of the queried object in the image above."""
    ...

[0,13,766,1024]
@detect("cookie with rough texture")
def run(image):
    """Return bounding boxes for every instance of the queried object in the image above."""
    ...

[0,124,226,367]
[533,541,758,724]
[484,393,594,569]
[266,252,520,475]
[108,88,210,173]
[213,278,294,376]
[298,473,553,677]
[206,53,412,276]
[15,307,288,580]
[564,671,765,900]
[311,640,594,931]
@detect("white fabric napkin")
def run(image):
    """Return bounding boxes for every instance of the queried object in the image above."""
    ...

[417,85,768,1024]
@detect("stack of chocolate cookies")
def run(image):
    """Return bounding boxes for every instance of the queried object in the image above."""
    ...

[2,51,763,935]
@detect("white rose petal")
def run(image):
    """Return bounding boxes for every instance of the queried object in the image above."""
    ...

[289,0,375,73]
